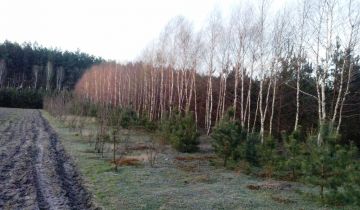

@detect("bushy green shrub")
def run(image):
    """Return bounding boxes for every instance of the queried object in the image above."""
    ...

[157,114,176,145]
[108,107,123,126]
[105,106,138,128]
[81,100,98,117]
[280,129,305,180]
[159,112,199,153]
[301,122,359,205]
[170,113,199,152]
[344,156,360,206]
[120,108,138,129]
[257,136,281,178]
[138,116,158,131]
[244,133,261,166]
[211,112,246,167]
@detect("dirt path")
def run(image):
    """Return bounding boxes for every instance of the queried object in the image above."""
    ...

[0,108,94,210]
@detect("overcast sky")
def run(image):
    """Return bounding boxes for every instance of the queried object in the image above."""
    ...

[0,0,285,62]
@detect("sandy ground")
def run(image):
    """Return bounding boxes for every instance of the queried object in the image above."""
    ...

[0,108,95,210]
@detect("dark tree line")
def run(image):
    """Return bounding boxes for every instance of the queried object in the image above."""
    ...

[0,88,43,109]
[0,40,103,90]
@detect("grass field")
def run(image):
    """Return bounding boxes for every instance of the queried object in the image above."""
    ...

[42,111,342,210]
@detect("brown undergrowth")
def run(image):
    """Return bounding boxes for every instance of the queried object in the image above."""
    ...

[111,157,141,166]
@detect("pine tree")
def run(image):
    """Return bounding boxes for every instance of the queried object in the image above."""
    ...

[282,128,305,180]
[302,122,358,205]
[244,133,260,166]
[258,136,278,178]
[211,109,246,166]
[170,113,199,153]
[343,144,360,206]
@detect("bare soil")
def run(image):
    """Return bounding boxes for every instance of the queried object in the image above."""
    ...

[0,108,95,210]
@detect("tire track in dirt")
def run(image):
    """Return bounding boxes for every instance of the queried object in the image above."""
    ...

[0,110,39,209]
[0,108,95,210]
[0,112,29,180]
[0,115,20,147]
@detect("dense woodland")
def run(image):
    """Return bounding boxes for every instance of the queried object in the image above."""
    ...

[74,0,360,145]
[0,41,102,90]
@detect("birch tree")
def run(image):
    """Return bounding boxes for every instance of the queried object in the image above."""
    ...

[334,0,360,133]
[294,0,310,131]
[46,61,53,91]
[175,18,194,114]
[269,10,288,136]
[308,0,337,144]
[215,19,232,124]
[256,0,271,143]
[231,3,253,126]
[205,10,222,135]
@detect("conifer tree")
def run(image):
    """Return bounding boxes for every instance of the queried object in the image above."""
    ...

[282,128,305,180]
[211,109,246,166]
[170,113,199,153]
[302,123,358,205]
[258,136,279,178]
[244,133,260,166]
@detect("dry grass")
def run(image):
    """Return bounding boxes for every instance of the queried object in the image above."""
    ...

[192,174,211,183]
[247,184,261,190]
[174,155,216,161]
[63,115,96,123]
[128,144,150,151]
[175,161,200,172]
[111,157,141,166]
[174,155,218,173]
[271,195,296,204]
[247,181,293,191]
[235,161,251,175]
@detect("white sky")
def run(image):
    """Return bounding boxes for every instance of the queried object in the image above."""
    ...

[0,0,286,62]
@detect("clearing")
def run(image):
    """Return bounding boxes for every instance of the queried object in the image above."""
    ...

[42,110,339,210]
[0,107,345,209]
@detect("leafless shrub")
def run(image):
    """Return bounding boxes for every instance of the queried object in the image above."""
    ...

[87,129,95,146]
[145,137,160,167]
[77,115,86,136]
[112,129,120,171]
[112,157,141,166]
[94,104,111,157]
